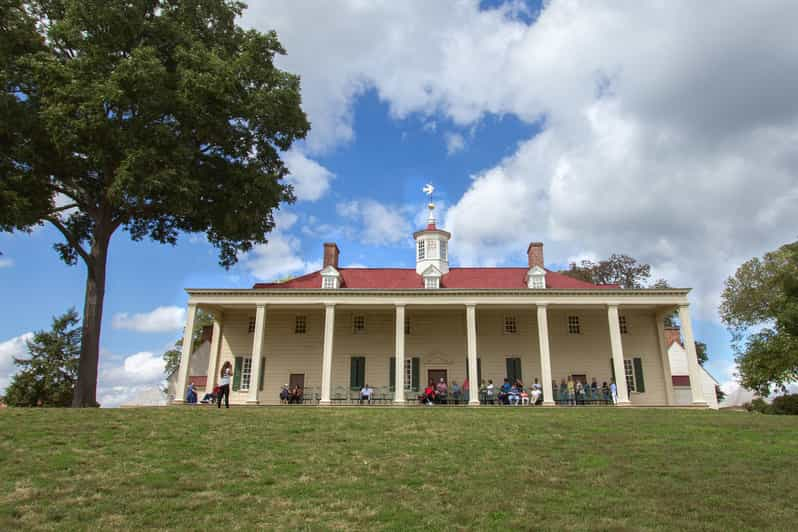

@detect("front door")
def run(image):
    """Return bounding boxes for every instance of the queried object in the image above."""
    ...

[289,373,305,389]
[428,369,447,387]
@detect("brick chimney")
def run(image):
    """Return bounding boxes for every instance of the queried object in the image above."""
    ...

[527,242,544,269]
[323,242,340,269]
[664,327,682,347]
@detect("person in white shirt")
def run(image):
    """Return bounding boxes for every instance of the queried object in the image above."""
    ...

[610,381,618,405]
[530,378,542,405]
[360,384,373,404]
[486,380,495,405]
[217,362,232,409]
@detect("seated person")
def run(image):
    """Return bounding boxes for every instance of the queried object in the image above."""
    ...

[520,389,530,405]
[509,384,521,405]
[485,380,495,404]
[451,381,462,402]
[360,384,374,404]
[279,384,290,404]
[499,378,511,404]
[293,385,304,403]
[422,382,436,405]
[601,381,610,401]
[200,386,218,404]
[186,382,198,404]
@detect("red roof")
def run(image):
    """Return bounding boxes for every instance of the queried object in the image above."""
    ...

[253,268,619,290]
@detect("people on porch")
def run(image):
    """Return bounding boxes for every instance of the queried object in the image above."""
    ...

[485,380,495,404]
[509,382,521,405]
[602,381,610,401]
[186,382,197,404]
[567,377,576,406]
[462,378,470,403]
[499,379,511,404]
[591,378,598,394]
[575,380,584,404]
[200,386,218,404]
[531,379,542,405]
[422,382,436,405]
[280,384,290,404]
[217,362,232,409]
[451,381,461,403]
[289,384,304,404]
[435,378,448,403]
[360,384,373,404]
[610,380,618,404]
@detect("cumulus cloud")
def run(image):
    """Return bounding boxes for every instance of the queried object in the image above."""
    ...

[283,149,335,201]
[0,257,13,268]
[444,132,466,155]
[112,306,186,333]
[337,200,413,246]
[97,349,170,407]
[0,332,33,394]
[241,0,798,320]
[240,210,321,280]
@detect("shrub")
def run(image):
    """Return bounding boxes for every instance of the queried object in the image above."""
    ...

[771,394,798,415]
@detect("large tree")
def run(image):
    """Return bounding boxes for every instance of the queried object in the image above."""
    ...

[0,1,309,406]
[3,309,81,407]
[720,241,798,396]
[562,254,663,289]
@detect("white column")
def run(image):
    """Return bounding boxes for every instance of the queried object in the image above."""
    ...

[205,313,224,391]
[655,309,675,405]
[466,304,480,405]
[536,304,555,405]
[394,304,406,404]
[608,305,630,404]
[320,303,335,405]
[678,304,707,405]
[247,304,266,404]
[174,303,197,403]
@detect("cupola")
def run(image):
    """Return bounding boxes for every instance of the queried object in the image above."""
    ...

[413,192,451,276]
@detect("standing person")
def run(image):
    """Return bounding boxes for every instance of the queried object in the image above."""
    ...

[279,384,290,404]
[486,380,495,405]
[217,361,232,409]
[610,380,619,405]
[462,377,470,404]
[567,377,576,406]
[601,381,610,402]
[451,381,462,403]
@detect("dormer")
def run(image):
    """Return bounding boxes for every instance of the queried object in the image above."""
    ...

[421,264,442,289]
[320,265,341,289]
[526,265,546,289]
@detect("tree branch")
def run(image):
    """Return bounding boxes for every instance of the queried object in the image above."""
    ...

[49,203,79,214]
[45,216,92,267]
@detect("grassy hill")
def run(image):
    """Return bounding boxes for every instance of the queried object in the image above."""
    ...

[1,407,796,530]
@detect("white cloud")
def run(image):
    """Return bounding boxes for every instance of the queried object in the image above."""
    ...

[240,210,320,281]
[337,200,413,246]
[283,149,335,201]
[444,132,466,155]
[0,257,13,268]
[0,332,33,394]
[97,350,170,407]
[242,1,798,320]
[112,306,186,333]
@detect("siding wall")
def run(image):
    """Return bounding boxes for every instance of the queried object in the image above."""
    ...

[209,306,669,405]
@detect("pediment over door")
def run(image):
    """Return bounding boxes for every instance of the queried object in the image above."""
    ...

[424,354,453,366]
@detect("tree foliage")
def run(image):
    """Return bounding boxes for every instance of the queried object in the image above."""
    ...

[0,0,309,405]
[3,309,81,406]
[562,254,656,288]
[720,241,798,395]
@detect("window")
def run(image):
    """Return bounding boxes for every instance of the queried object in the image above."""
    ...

[240,357,253,391]
[504,315,518,334]
[417,240,425,260]
[404,358,413,390]
[530,275,545,289]
[441,241,448,261]
[247,317,256,333]
[353,315,366,334]
[295,315,307,334]
[624,359,636,392]
[404,316,411,335]
[567,315,581,334]
[619,315,628,334]
[427,239,438,258]
[322,276,337,289]
[424,277,439,289]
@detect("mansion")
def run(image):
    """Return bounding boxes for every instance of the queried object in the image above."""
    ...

[173,202,709,407]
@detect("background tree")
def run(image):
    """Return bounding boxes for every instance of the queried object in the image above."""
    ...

[3,309,81,407]
[563,254,653,288]
[0,1,309,406]
[720,241,798,395]
[162,309,213,378]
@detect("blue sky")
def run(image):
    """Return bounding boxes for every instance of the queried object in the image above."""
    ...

[3,0,798,405]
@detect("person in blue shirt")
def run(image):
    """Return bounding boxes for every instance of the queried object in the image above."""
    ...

[500,378,511,404]
[186,382,197,404]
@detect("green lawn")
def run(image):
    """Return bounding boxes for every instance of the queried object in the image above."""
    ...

[1,408,796,531]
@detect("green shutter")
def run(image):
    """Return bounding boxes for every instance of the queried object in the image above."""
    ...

[389,357,396,391]
[477,358,482,384]
[514,358,522,382]
[633,357,645,393]
[610,358,615,383]
[466,357,469,380]
[232,357,243,391]
[258,357,265,391]
[506,358,513,381]
[350,356,365,389]
[412,357,420,391]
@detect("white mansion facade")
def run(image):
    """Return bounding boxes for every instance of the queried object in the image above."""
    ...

[174,204,708,407]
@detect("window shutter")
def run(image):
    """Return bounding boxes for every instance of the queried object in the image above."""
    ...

[514,358,522,382]
[350,356,365,389]
[258,357,265,391]
[412,357,420,390]
[477,358,482,384]
[633,357,645,393]
[389,357,396,391]
[232,357,243,391]
[610,358,615,383]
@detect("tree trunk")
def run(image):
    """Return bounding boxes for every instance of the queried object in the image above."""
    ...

[71,236,109,407]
